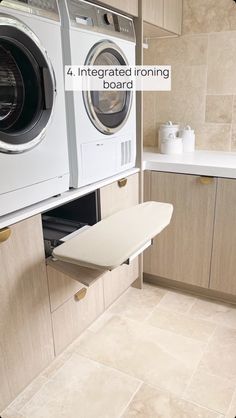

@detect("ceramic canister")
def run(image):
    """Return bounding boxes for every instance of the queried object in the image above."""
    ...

[160,133,183,155]
[179,125,195,152]
[159,121,180,141]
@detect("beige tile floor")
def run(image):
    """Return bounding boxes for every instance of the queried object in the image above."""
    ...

[2,283,236,418]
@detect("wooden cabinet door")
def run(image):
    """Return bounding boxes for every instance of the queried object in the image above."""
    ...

[142,0,164,28]
[100,173,139,219]
[144,172,216,288]
[0,216,54,411]
[164,0,182,34]
[97,0,138,16]
[210,179,236,295]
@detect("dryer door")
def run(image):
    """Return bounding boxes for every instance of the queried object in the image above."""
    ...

[0,15,55,153]
[83,40,132,135]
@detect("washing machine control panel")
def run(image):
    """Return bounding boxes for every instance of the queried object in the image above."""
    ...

[67,0,135,42]
[0,0,60,21]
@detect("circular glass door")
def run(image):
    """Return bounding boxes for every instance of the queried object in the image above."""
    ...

[0,16,55,153]
[83,41,132,135]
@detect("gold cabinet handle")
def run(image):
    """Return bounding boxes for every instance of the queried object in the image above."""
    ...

[74,288,87,302]
[0,227,11,243]
[199,176,214,185]
[118,178,127,188]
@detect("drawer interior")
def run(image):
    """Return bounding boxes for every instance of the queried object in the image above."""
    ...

[42,190,99,257]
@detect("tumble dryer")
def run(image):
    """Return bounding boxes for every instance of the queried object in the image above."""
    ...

[0,0,69,217]
[59,0,136,188]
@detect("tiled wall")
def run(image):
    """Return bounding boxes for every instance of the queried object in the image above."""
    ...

[144,0,236,151]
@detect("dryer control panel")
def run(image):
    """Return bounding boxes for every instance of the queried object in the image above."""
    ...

[67,0,135,42]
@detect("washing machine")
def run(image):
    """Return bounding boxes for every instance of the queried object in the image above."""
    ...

[59,0,136,188]
[0,0,69,217]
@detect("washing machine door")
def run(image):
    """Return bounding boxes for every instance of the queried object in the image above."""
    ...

[83,40,132,135]
[0,15,55,153]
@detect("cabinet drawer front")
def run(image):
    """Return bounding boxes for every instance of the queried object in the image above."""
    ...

[100,173,139,219]
[144,172,216,288]
[47,265,85,312]
[103,259,139,308]
[47,259,106,312]
[52,279,104,355]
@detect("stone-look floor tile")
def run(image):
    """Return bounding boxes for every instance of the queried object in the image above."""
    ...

[199,326,236,382]
[75,315,205,396]
[1,408,24,418]
[42,351,73,379]
[195,123,232,151]
[184,367,235,414]
[157,291,196,314]
[207,32,236,95]
[88,312,115,333]
[183,0,236,34]
[62,329,93,355]
[122,384,223,418]
[147,307,216,342]
[189,298,236,329]
[225,389,236,418]
[107,284,166,321]
[205,95,233,123]
[8,376,48,412]
[20,354,140,418]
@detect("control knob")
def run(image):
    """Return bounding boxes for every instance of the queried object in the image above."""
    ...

[103,12,113,25]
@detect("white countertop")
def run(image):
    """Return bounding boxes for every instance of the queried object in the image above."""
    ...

[2,149,236,230]
[144,149,236,178]
[0,168,140,230]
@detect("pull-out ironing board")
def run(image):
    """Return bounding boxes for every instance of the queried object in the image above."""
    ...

[53,201,173,271]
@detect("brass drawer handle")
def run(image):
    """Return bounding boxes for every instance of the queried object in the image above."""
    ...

[74,288,87,302]
[0,227,11,243]
[199,176,214,185]
[118,178,127,188]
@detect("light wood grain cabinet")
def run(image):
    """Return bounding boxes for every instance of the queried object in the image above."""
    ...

[47,259,105,312]
[46,259,107,354]
[142,0,182,36]
[94,0,138,16]
[142,0,163,28]
[100,173,139,219]
[103,261,139,308]
[0,216,54,412]
[51,278,105,355]
[144,172,216,288]
[210,179,236,296]
[164,0,182,34]
[100,173,140,300]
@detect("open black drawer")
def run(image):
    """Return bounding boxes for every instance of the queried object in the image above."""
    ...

[42,191,99,257]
